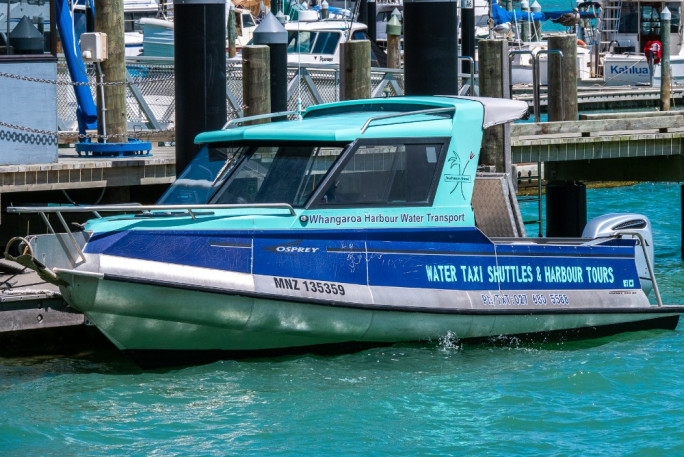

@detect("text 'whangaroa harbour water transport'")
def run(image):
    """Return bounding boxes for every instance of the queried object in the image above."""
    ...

[6,96,684,360]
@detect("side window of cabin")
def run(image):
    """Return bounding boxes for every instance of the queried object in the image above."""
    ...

[618,4,638,34]
[318,142,443,207]
[641,5,661,36]
[312,32,340,55]
[288,31,314,53]
[667,3,681,33]
[242,13,256,28]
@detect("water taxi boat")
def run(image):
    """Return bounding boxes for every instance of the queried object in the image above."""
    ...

[6,96,683,358]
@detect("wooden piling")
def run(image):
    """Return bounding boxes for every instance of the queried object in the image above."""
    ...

[94,0,127,140]
[521,0,530,42]
[478,39,511,173]
[340,40,371,100]
[386,15,402,69]
[253,13,288,115]
[242,46,271,121]
[228,9,237,58]
[531,1,542,42]
[548,34,578,121]
[661,8,671,111]
[387,34,401,69]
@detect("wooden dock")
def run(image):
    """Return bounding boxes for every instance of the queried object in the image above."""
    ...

[0,141,176,355]
[513,85,684,112]
[511,111,684,182]
[0,259,113,356]
[1,112,678,195]
[0,142,176,193]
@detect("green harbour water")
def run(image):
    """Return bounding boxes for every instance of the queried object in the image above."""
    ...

[0,182,682,456]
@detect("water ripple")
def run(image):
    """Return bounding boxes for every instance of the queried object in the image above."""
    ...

[2,183,684,456]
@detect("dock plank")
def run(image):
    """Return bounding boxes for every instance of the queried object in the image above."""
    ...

[57,130,175,145]
[0,145,176,192]
[511,115,684,137]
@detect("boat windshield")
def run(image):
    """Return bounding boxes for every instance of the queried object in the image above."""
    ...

[157,138,446,207]
[157,145,247,205]
[210,143,348,206]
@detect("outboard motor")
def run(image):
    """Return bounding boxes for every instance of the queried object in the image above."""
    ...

[582,214,654,296]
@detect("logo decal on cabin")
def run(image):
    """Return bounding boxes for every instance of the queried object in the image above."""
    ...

[445,150,473,197]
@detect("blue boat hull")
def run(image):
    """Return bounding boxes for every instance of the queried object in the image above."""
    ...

[52,227,682,352]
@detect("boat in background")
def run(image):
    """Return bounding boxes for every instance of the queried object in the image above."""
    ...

[6,95,684,360]
[597,0,684,86]
[142,6,389,66]
[284,11,386,66]
[375,0,402,48]
[498,0,684,86]
[139,7,257,58]
[122,0,165,56]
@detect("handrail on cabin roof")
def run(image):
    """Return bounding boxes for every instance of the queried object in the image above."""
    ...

[219,105,457,134]
[222,110,302,129]
[7,203,297,217]
[359,107,457,134]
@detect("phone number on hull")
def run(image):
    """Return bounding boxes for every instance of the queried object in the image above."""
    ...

[481,293,570,306]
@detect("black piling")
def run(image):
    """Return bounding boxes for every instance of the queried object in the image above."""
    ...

[174,0,227,176]
[461,0,474,74]
[367,0,377,43]
[358,0,369,26]
[404,0,458,95]
[546,181,587,237]
[253,12,288,115]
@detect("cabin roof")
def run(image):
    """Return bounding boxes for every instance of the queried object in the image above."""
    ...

[194,96,528,144]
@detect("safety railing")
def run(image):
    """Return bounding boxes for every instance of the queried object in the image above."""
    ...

[7,203,297,264]
[56,56,408,132]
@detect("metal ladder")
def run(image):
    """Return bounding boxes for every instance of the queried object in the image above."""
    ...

[516,160,543,238]
[595,0,623,76]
